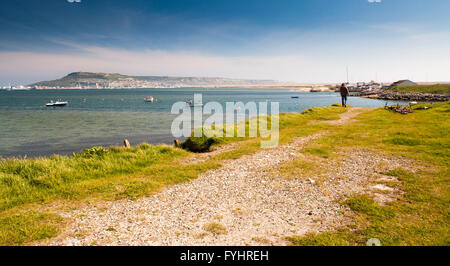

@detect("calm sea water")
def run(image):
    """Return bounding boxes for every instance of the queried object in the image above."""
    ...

[0,88,404,157]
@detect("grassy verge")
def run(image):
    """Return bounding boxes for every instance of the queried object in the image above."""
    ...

[0,105,348,245]
[288,101,450,246]
[1,145,190,211]
[182,105,348,152]
[0,144,222,245]
[384,84,450,94]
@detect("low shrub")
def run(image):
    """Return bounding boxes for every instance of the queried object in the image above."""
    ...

[181,135,222,153]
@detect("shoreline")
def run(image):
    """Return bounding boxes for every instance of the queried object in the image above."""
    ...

[0,98,407,159]
[0,93,438,159]
[0,134,184,159]
[0,105,380,159]
[354,89,450,102]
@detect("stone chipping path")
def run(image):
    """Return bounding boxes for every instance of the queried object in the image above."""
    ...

[37,108,410,246]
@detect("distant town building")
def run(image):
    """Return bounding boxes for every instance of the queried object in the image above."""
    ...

[352,81,382,91]
[391,80,417,87]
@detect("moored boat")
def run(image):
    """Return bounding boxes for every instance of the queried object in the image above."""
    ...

[46,100,68,107]
[186,100,203,107]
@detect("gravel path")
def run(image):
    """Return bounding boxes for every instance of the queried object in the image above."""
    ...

[37,108,410,246]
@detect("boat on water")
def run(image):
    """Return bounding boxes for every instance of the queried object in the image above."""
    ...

[186,100,203,107]
[291,96,300,99]
[46,100,68,107]
[144,96,154,102]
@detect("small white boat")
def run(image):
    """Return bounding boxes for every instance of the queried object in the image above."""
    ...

[46,100,68,107]
[144,96,154,102]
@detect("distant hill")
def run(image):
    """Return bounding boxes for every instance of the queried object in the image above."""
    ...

[29,72,281,88]
[30,72,127,87]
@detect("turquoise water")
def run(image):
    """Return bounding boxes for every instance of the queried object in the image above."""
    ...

[0,88,403,157]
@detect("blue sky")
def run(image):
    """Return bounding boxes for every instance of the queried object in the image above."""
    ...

[1,0,450,84]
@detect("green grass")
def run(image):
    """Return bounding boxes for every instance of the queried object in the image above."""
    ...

[0,211,61,246]
[276,157,324,180]
[0,144,192,211]
[288,101,450,246]
[287,231,355,246]
[345,195,395,220]
[384,84,450,94]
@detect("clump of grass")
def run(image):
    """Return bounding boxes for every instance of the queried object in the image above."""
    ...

[384,137,423,146]
[193,232,208,239]
[302,147,331,158]
[0,211,61,246]
[275,157,326,180]
[345,195,395,221]
[76,146,109,158]
[106,226,116,232]
[203,222,227,235]
[411,103,433,110]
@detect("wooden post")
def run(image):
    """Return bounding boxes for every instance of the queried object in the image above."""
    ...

[124,139,131,148]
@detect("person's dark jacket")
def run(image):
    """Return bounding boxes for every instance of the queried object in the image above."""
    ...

[340,85,350,97]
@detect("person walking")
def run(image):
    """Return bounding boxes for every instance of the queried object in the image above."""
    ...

[340,83,350,107]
